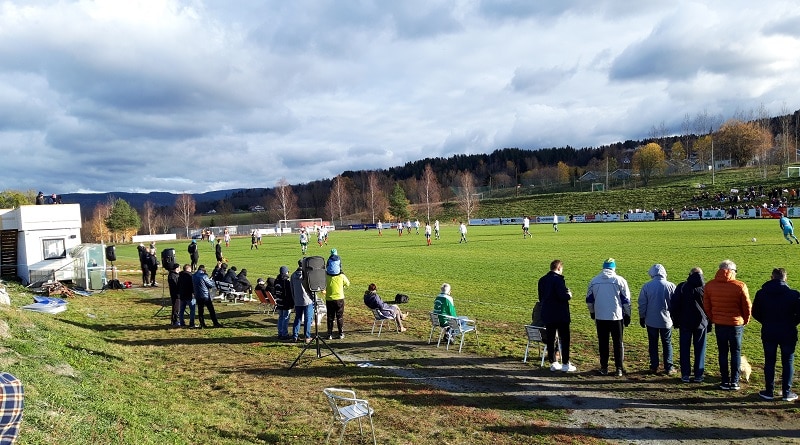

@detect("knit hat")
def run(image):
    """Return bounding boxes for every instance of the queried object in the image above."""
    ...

[330,248,337,256]
[602,258,616,269]
[191,239,197,243]
[279,265,289,275]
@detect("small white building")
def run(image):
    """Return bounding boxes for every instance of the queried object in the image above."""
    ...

[0,204,83,285]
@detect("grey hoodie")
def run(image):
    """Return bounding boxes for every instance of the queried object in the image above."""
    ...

[638,264,676,329]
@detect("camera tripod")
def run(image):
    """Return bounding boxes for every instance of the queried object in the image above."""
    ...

[153,268,170,317]
[289,292,346,369]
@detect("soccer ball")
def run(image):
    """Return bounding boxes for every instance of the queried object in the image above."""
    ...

[751,238,757,242]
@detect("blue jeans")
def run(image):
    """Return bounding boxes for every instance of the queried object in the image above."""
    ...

[679,327,707,379]
[292,305,314,339]
[715,325,744,384]
[277,309,291,337]
[178,300,196,326]
[647,326,674,371]
[762,337,797,395]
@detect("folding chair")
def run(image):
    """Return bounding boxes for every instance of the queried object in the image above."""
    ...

[254,288,276,315]
[370,308,396,337]
[323,387,376,445]
[443,315,478,353]
[523,325,560,367]
[428,311,447,346]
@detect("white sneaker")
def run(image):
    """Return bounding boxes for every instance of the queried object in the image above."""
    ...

[549,362,561,371]
[561,362,577,372]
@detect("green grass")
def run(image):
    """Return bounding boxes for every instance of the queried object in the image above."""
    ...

[4,217,800,443]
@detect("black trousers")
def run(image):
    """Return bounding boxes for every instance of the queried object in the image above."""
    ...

[197,298,219,326]
[595,319,624,370]
[545,322,571,364]
[326,299,345,335]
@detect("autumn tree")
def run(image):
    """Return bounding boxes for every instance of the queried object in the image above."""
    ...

[328,175,351,226]
[632,143,666,186]
[556,161,570,184]
[105,198,141,243]
[694,135,712,168]
[173,194,196,238]
[456,171,479,220]
[716,119,771,167]
[83,202,112,243]
[420,164,441,222]
[275,177,298,223]
[0,189,35,208]
[387,183,410,221]
[365,172,387,224]
[671,141,686,161]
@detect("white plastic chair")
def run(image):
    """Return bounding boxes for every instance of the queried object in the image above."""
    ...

[428,311,447,346]
[442,315,478,353]
[370,308,396,337]
[523,325,560,366]
[323,387,376,445]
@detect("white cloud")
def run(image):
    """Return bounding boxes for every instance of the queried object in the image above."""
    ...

[0,0,798,194]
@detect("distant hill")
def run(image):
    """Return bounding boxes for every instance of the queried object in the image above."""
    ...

[61,189,245,216]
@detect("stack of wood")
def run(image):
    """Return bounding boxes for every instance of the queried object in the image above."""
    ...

[42,282,74,298]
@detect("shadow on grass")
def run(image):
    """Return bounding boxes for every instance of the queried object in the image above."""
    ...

[486,424,800,442]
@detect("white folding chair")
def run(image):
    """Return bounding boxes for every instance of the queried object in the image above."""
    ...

[370,308,396,337]
[523,325,560,367]
[323,387,376,445]
[428,311,447,346]
[443,315,478,353]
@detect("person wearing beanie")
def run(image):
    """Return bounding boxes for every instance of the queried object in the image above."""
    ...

[586,257,632,377]
[638,264,677,375]
[326,248,341,276]
[325,266,350,340]
[274,265,294,340]
[188,238,199,271]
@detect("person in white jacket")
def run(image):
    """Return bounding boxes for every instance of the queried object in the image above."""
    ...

[586,258,632,377]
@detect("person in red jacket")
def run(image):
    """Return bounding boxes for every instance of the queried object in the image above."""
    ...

[703,259,752,391]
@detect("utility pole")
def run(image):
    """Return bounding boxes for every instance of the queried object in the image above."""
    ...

[710,127,715,185]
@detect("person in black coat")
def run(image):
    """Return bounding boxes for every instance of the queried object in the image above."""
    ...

[177,264,196,327]
[188,239,199,271]
[137,243,149,287]
[671,267,708,383]
[145,248,159,287]
[236,268,252,294]
[274,266,294,339]
[537,259,575,372]
[224,266,238,285]
[167,263,181,326]
[752,268,800,401]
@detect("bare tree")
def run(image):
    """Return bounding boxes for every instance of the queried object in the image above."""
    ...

[173,194,196,238]
[681,113,692,160]
[275,177,298,224]
[420,164,441,222]
[142,201,156,235]
[456,171,479,220]
[328,175,351,226]
[777,102,793,173]
[365,172,387,223]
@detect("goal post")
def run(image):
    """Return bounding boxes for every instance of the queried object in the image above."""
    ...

[278,218,323,232]
[788,166,800,178]
[591,183,605,192]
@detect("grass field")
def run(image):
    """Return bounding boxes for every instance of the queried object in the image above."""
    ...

[3,217,800,444]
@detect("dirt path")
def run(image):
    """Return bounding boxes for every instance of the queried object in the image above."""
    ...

[337,336,800,444]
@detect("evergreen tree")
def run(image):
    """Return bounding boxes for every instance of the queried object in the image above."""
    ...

[388,183,410,220]
[105,198,141,242]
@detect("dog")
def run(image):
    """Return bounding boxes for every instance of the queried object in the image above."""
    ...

[740,355,752,382]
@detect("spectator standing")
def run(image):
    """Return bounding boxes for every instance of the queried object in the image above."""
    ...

[779,216,799,244]
[192,265,222,328]
[325,269,350,339]
[458,222,468,243]
[177,264,196,328]
[671,267,708,383]
[137,243,148,287]
[586,258,632,377]
[187,239,199,272]
[703,259,751,391]
[291,261,314,343]
[167,263,181,326]
[538,260,575,372]
[638,264,677,375]
[752,268,800,401]
[215,239,223,262]
[145,248,159,287]
[364,283,407,332]
[274,266,294,340]
[35,191,45,205]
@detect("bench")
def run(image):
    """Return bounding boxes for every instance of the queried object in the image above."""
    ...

[215,281,247,304]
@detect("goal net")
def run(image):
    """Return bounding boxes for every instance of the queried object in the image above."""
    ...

[591,183,605,192]
[278,218,323,232]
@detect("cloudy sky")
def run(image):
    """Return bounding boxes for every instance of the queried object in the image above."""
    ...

[2,0,799,194]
